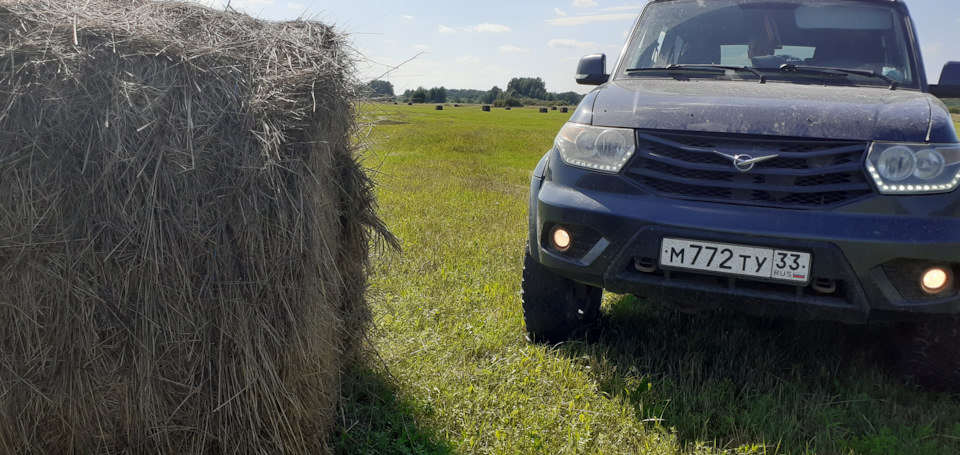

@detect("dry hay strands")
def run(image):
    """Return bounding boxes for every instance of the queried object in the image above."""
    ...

[0,1,392,454]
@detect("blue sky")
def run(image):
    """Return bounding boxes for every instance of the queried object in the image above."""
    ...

[198,0,958,95]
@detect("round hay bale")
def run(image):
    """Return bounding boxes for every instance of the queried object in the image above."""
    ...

[408,102,413,105]
[561,107,570,113]
[551,106,558,110]
[482,105,491,112]
[435,105,444,110]
[539,107,549,113]
[505,107,512,110]
[0,1,393,454]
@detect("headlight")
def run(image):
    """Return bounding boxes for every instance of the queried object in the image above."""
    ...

[555,123,636,173]
[865,142,960,194]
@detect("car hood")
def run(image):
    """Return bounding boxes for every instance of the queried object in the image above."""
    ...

[579,79,956,143]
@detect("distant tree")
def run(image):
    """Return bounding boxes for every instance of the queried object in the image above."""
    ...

[411,87,427,103]
[427,86,447,103]
[399,82,581,105]
[366,79,395,98]
[447,88,487,103]
[553,91,584,105]
[507,77,547,100]
[494,97,523,108]
[481,86,502,104]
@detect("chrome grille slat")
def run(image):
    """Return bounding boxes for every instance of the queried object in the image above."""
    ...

[626,131,873,209]
[644,151,863,176]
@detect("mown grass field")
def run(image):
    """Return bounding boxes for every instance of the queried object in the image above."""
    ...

[336,104,960,454]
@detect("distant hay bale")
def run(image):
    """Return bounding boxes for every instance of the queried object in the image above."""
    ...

[0,0,391,454]
[561,107,569,113]
[550,106,558,110]
[539,107,549,113]
[505,107,512,110]
[482,105,491,112]
[435,105,443,110]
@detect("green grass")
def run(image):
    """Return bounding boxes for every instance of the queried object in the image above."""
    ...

[336,104,960,454]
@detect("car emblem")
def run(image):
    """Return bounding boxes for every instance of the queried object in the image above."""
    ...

[711,150,779,172]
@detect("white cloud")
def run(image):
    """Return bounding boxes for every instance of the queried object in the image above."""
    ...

[438,25,455,34]
[554,8,568,17]
[287,2,302,9]
[499,45,531,53]
[548,38,599,49]
[573,0,598,7]
[402,15,414,20]
[546,13,637,26]
[456,55,481,64]
[470,23,511,33]
[413,44,429,49]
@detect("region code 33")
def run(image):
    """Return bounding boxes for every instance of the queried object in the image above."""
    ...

[660,237,811,284]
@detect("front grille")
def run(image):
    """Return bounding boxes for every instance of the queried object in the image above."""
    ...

[623,131,874,209]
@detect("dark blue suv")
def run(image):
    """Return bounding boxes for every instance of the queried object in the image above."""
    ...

[523,0,960,389]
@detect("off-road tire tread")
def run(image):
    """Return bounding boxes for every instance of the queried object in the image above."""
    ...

[521,249,601,344]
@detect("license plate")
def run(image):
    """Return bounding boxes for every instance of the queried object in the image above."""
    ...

[660,238,811,284]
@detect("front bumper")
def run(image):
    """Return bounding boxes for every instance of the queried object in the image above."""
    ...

[530,156,960,324]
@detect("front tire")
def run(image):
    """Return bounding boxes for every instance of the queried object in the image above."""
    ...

[899,316,960,392]
[521,249,602,344]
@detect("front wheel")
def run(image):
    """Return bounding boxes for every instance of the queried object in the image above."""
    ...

[521,249,602,344]
[899,316,960,392]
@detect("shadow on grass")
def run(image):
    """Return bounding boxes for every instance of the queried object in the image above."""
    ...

[555,295,958,454]
[334,363,454,455]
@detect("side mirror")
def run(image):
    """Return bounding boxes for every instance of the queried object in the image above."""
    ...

[576,53,609,86]
[929,61,960,98]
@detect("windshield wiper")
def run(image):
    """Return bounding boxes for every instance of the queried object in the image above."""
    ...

[626,64,766,83]
[777,64,899,90]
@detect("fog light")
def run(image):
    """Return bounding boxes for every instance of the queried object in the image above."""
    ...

[551,227,572,252]
[921,267,951,294]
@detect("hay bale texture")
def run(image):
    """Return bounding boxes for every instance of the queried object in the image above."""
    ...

[0,0,389,453]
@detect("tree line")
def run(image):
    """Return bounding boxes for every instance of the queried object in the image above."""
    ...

[942,97,960,114]
[364,77,583,107]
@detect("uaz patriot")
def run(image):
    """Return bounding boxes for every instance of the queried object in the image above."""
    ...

[522,0,960,389]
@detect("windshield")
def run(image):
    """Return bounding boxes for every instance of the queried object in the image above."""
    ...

[617,0,919,88]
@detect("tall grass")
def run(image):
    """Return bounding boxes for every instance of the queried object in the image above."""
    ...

[337,104,960,454]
